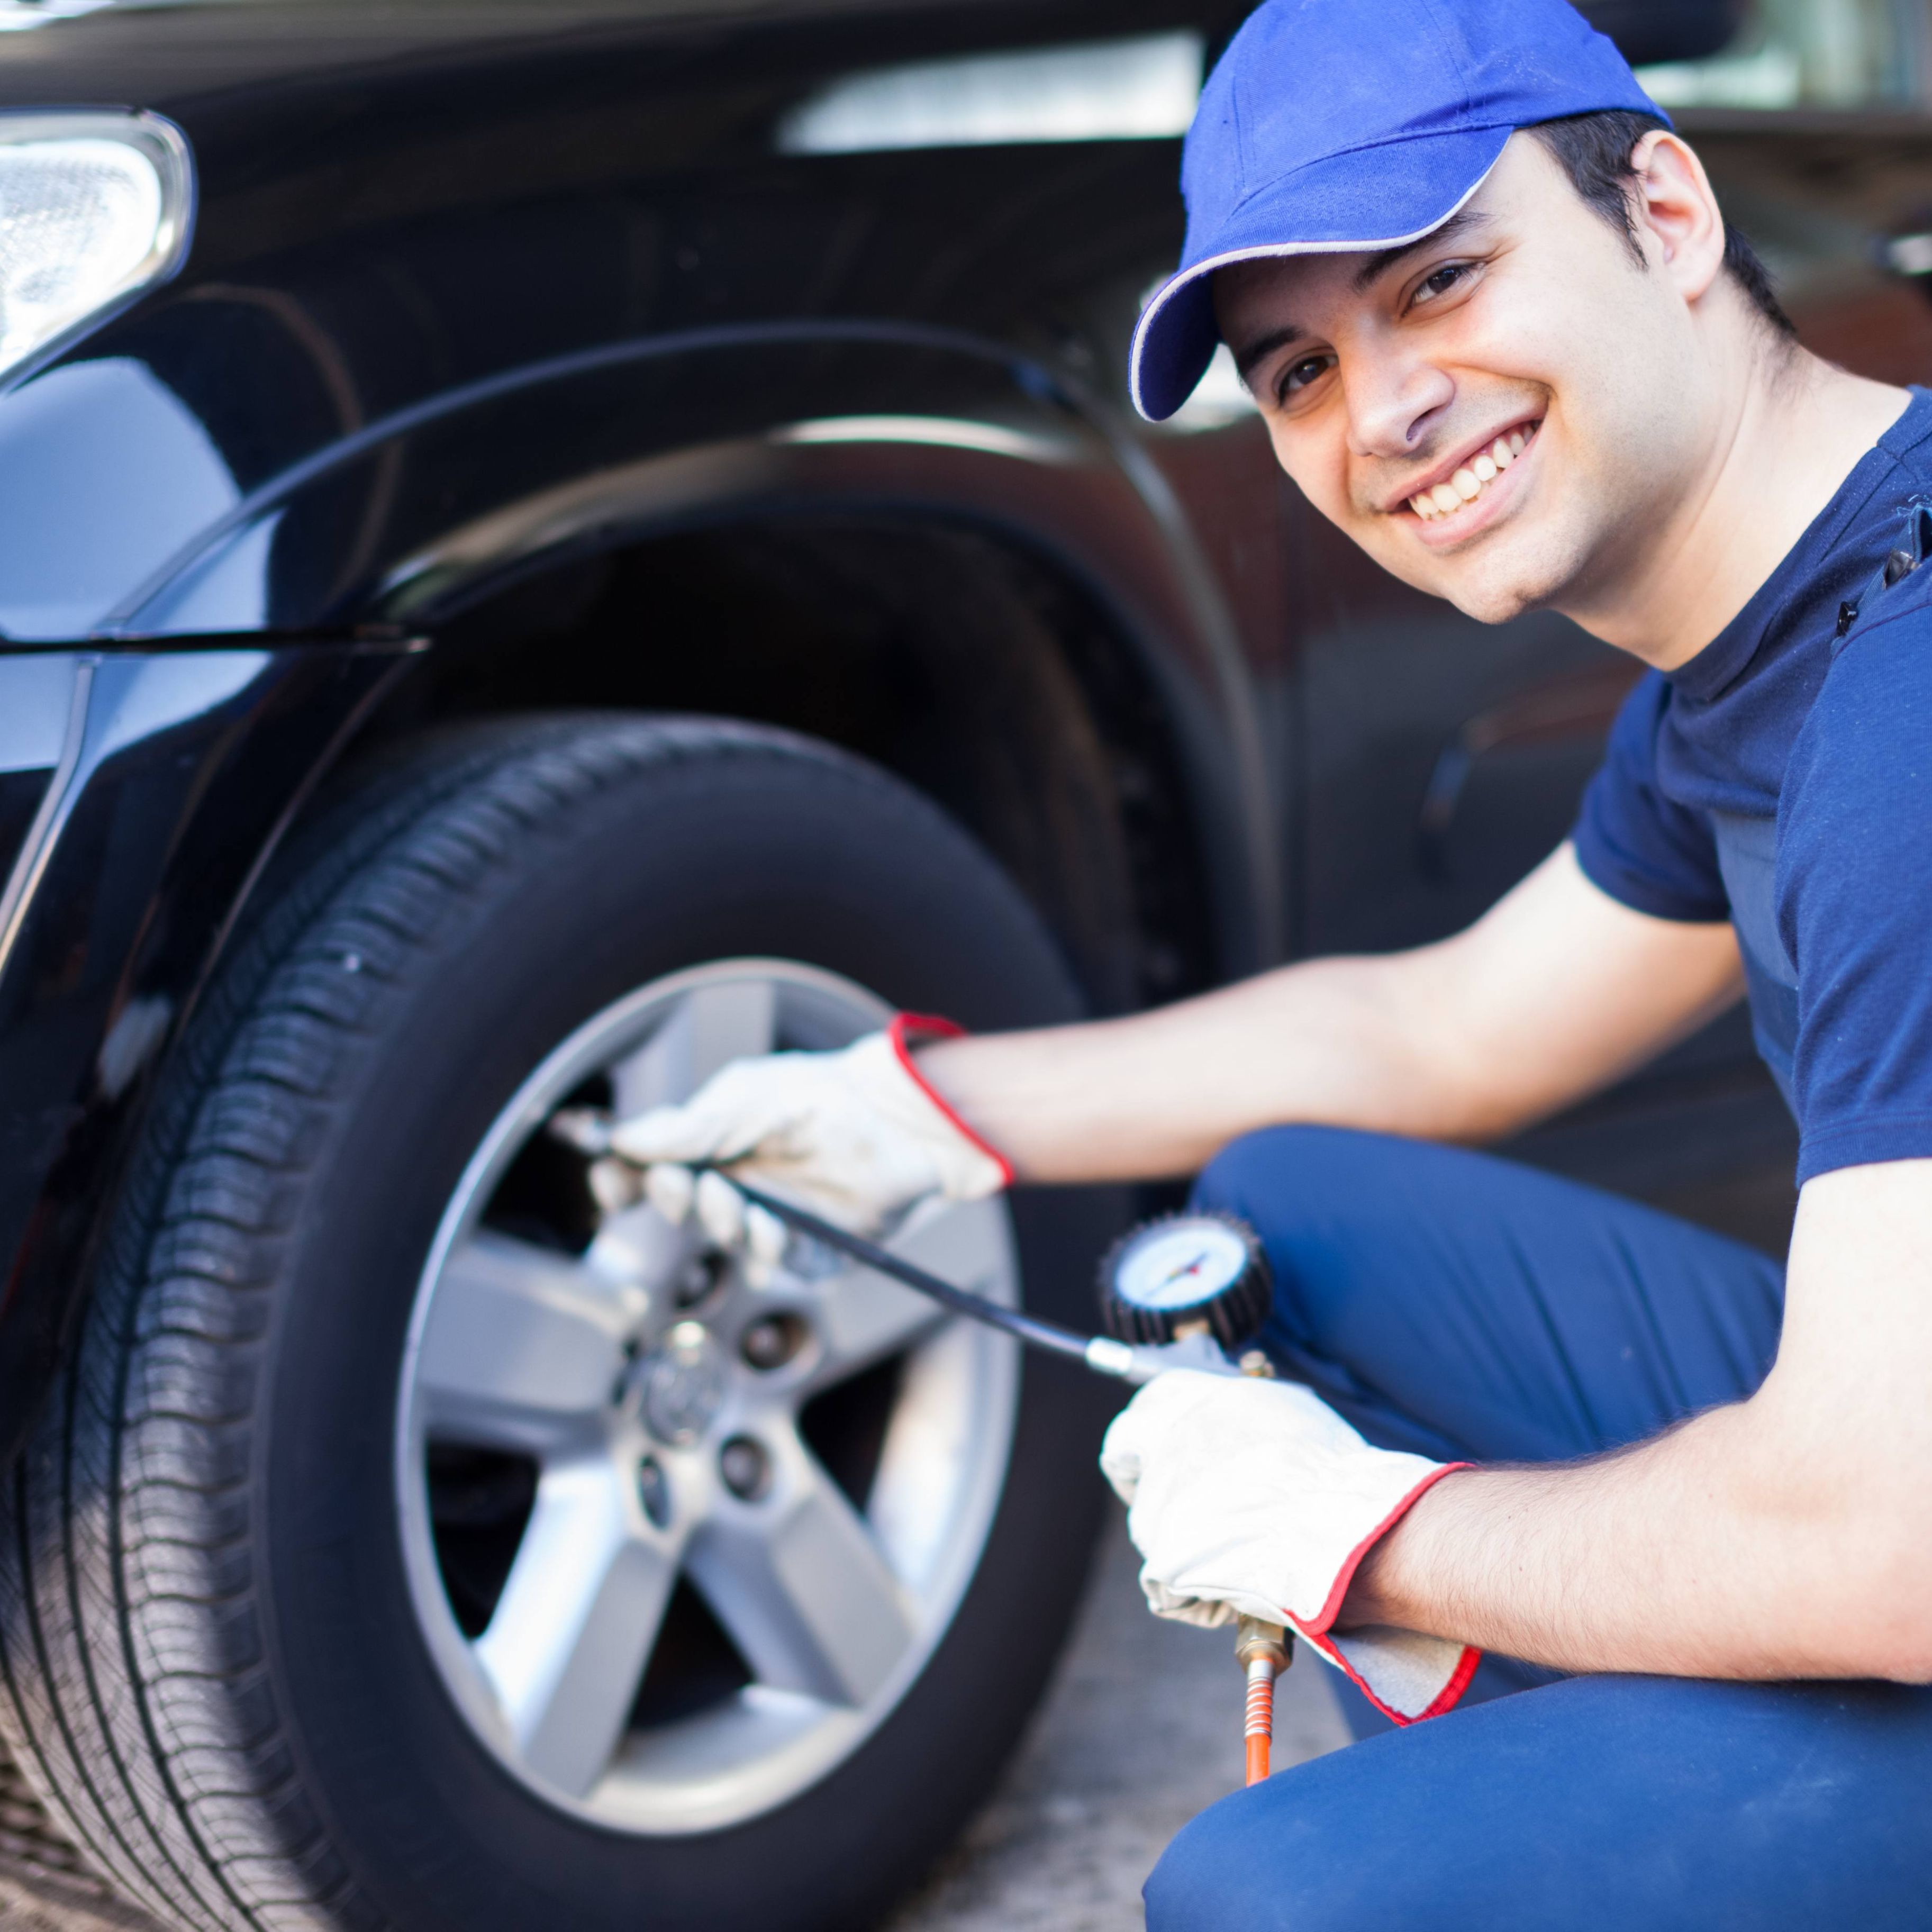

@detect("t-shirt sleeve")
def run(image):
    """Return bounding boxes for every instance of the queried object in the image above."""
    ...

[1782,596,1932,1184]
[1571,671,1729,922]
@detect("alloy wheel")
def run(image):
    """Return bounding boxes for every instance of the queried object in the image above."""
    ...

[394,960,1020,1834]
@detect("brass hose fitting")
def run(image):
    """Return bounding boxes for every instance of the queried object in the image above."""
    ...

[1235,1614,1291,1785]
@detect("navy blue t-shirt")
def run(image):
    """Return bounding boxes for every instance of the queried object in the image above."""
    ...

[1573,386,1932,1186]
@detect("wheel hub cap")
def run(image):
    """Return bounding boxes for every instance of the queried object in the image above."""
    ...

[638,1321,727,1445]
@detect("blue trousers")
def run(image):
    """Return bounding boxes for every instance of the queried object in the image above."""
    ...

[1145,1127,1932,1931]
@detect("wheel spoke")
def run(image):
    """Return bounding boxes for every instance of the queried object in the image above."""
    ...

[608,977,778,1114]
[803,1272,946,1390]
[474,1459,679,1797]
[801,1200,1010,1393]
[417,1232,641,1451]
[890,1199,1015,1299]
[686,1439,914,1708]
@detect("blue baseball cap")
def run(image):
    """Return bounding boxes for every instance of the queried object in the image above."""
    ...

[1131,0,1667,420]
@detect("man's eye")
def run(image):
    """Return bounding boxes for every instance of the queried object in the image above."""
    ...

[1277,352,1336,399]
[1411,261,1473,307]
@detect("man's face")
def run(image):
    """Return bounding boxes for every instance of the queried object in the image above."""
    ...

[1213,132,1710,627]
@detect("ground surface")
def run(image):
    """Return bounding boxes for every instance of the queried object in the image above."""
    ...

[0,1505,1348,1932]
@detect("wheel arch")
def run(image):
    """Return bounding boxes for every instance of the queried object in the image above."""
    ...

[350,512,1220,1021]
[105,324,1276,993]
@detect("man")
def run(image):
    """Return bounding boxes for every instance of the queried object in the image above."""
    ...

[613,0,1932,1919]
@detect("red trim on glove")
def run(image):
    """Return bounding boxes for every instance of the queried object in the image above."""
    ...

[1417,1641,1484,1719]
[1298,1628,1482,1728]
[887,1013,1016,1187]
[1290,1461,1482,1727]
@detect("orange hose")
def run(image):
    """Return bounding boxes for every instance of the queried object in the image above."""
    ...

[1243,1659,1275,1785]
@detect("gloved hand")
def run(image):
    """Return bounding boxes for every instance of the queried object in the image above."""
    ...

[610,1013,1011,1249]
[1100,1368,1480,1725]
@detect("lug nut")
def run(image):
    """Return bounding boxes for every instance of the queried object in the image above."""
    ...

[636,1455,672,1528]
[719,1436,770,1501]
[674,1248,729,1308]
[740,1313,806,1372]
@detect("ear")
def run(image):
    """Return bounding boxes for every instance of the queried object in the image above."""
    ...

[1627,130,1727,306]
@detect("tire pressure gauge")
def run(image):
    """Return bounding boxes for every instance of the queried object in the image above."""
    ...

[1098,1212,1273,1351]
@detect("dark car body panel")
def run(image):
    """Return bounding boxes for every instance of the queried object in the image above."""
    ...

[1,0,1925,1462]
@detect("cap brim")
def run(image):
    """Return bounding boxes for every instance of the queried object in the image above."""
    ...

[1131,123,1512,421]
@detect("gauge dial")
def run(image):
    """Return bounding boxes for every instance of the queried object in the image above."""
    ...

[1112,1219,1250,1311]
[1097,1212,1272,1349]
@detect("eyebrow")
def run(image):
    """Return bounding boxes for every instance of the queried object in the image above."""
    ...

[1232,323,1307,379]
[1230,209,1492,380]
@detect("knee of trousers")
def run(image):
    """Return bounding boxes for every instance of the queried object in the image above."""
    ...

[1144,1780,1344,1932]
[1142,1798,1259,1932]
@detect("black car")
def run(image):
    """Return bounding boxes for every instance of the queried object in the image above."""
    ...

[0,2,1925,1926]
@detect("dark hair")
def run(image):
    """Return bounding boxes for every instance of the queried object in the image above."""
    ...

[1528,109,1797,338]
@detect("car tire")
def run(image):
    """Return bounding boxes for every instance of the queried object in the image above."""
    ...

[0,714,1119,1932]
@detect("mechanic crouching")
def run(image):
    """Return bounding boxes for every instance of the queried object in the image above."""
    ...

[606,0,1932,1920]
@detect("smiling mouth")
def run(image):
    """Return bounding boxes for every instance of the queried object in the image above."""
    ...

[1405,419,1541,523]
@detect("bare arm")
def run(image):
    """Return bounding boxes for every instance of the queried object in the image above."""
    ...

[920,842,1744,1183]
[1345,1158,1932,1681]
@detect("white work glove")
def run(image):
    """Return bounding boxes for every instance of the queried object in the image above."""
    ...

[1101,1369,1479,1725]
[609,1013,1011,1250]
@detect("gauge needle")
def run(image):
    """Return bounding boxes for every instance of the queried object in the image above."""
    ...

[1159,1251,1212,1291]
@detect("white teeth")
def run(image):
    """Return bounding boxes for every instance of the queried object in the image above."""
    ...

[1409,423,1539,525]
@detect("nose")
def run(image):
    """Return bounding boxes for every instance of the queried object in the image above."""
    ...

[1340,346,1453,459]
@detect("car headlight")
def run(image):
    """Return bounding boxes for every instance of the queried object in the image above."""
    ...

[0,109,194,386]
